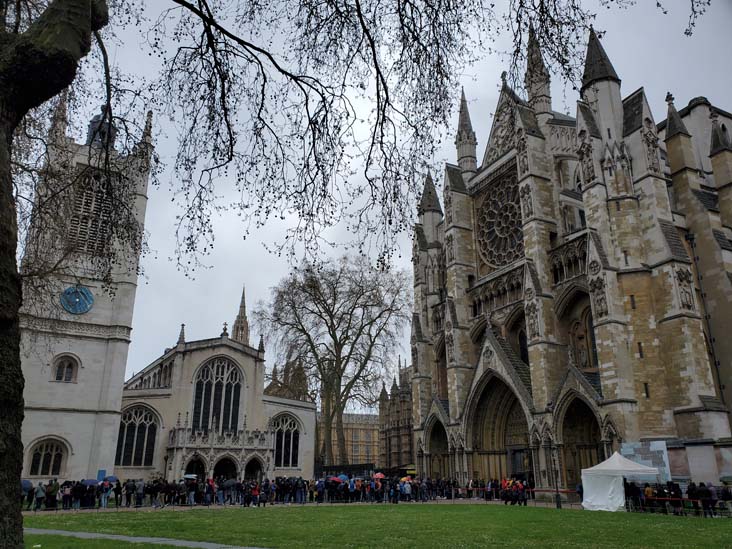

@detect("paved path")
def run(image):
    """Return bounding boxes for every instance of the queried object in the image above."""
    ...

[24,528,264,549]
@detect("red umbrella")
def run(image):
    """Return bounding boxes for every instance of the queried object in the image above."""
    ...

[373,472,385,479]
[328,476,343,483]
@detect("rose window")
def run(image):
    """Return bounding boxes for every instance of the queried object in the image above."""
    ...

[476,170,523,267]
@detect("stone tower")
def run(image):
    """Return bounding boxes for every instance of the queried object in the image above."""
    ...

[20,101,153,481]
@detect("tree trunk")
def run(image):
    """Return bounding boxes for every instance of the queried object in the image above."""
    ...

[336,401,348,466]
[0,2,110,544]
[0,113,25,548]
[321,390,334,466]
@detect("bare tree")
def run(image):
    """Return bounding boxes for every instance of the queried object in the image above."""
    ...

[0,0,711,544]
[255,256,409,465]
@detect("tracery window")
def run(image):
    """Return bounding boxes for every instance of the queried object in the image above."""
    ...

[115,406,157,467]
[273,414,300,468]
[53,356,78,382]
[475,166,524,269]
[192,357,242,433]
[29,440,65,476]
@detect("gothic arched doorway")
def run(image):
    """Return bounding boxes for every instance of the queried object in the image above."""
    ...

[244,458,263,481]
[427,420,449,479]
[560,397,601,488]
[469,376,531,482]
[185,457,206,480]
[213,457,238,480]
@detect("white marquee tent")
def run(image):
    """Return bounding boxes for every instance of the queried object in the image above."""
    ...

[581,452,659,512]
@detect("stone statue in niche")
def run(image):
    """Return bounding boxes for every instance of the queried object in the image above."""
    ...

[676,268,695,310]
[641,118,661,174]
[445,234,455,262]
[411,345,419,370]
[577,131,595,185]
[445,332,454,364]
[516,128,529,177]
[520,184,533,219]
[526,301,539,338]
[589,277,608,318]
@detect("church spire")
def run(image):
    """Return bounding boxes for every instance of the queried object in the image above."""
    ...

[709,110,731,156]
[419,172,442,215]
[581,28,621,93]
[232,284,250,345]
[455,88,477,179]
[525,26,551,114]
[664,93,690,140]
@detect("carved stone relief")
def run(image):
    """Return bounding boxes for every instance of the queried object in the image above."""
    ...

[588,260,601,276]
[515,128,529,177]
[525,301,539,339]
[676,268,695,310]
[577,131,595,185]
[444,189,453,226]
[445,332,454,364]
[641,118,661,174]
[589,277,608,318]
[520,184,533,219]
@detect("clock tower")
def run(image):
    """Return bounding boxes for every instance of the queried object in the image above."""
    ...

[19,99,153,482]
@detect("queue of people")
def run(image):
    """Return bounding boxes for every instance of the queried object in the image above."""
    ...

[624,479,732,517]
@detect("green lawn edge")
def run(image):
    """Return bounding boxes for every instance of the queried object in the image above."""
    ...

[24,504,732,548]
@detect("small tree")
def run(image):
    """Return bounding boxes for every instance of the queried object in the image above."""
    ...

[255,256,409,465]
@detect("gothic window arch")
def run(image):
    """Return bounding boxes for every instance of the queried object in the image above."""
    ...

[115,406,158,467]
[192,357,242,433]
[53,355,78,382]
[273,414,300,468]
[28,439,66,477]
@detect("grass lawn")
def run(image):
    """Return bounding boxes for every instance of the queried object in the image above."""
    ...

[24,534,182,548]
[23,503,732,548]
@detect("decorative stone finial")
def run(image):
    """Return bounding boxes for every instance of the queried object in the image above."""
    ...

[177,323,186,344]
[221,321,228,337]
[665,92,675,105]
[258,334,265,353]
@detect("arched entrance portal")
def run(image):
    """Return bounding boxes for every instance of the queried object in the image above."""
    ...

[244,458,263,481]
[213,457,238,480]
[427,420,449,479]
[185,457,206,480]
[561,397,601,488]
[470,377,532,482]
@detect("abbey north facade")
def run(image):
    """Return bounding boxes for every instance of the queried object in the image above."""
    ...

[408,29,732,490]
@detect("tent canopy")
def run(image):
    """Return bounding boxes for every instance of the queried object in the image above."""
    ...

[582,452,658,477]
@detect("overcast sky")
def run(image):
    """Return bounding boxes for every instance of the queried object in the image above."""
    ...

[103,1,732,385]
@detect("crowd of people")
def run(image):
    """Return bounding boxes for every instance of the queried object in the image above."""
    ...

[623,479,732,517]
[22,474,732,517]
[21,475,536,511]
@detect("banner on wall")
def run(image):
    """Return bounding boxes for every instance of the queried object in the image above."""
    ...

[619,441,671,482]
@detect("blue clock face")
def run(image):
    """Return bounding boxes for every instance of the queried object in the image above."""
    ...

[60,286,94,315]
